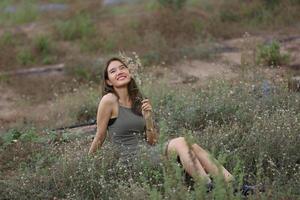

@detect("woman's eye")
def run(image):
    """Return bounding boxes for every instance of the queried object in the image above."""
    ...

[110,70,116,74]
[120,65,125,69]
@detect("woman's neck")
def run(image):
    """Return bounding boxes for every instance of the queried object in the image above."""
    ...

[114,87,131,107]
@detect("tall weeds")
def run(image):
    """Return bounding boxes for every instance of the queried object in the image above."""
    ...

[1,76,299,199]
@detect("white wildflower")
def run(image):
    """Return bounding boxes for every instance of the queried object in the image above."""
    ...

[119,51,143,86]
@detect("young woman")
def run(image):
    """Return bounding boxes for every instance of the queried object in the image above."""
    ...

[88,57,254,194]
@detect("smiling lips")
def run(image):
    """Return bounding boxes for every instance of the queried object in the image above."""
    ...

[117,75,127,80]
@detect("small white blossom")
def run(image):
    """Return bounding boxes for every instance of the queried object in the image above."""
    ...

[119,51,143,86]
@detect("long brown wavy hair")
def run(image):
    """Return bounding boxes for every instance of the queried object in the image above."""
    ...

[103,57,143,116]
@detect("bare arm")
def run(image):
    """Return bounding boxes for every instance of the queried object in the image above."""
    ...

[88,95,114,155]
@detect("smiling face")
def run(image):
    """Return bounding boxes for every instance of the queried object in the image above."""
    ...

[106,60,131,88]
[102,57,143,115]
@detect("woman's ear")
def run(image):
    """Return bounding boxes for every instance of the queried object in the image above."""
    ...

[106,79,113,86]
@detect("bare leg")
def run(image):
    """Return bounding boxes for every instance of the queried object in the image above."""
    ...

[191,143,234,182]
[167,137,211,184]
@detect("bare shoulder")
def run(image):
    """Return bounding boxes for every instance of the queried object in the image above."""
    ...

[99,93,118,107]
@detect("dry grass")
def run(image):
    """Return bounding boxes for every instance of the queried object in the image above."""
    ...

[1,0,300,72]
[1,74,299,199]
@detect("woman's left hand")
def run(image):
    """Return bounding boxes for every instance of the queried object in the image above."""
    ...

[141,99,152,114]
[142,99,158,145]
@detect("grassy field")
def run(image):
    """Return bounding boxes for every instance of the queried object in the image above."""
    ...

[1,0,300,199]
[1,73,300,199]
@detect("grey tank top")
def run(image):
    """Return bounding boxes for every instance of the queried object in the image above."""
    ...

[107,105,146,159]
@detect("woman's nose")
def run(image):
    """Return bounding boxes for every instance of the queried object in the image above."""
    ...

[116,69,125,76]
[116,70,122,76]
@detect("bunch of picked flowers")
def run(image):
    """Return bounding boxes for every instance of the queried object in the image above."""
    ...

[119,51,158,145]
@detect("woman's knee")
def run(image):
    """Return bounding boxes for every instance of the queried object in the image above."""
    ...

[168,136,186,151]
[192,143,206,152]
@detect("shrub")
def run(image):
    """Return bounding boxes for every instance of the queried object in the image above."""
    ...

[263,0,281,10]
[157,0,187,10]
[218,0,242,23]
[134,7,205,65]
[41,55,56,65]
[80,37,102,53]
[55,14,96,41]
[1,75,299,199]
[5,1,39,25]
[0,31,29,69]
[1,129,22,146]
[34,35,52,55]
[59,83,99,124]
[100,37,118,53]
[16,2,38,24]
[76,101,98,124]
[149,9,201,43]
[0,31,14,47]
[0,128,45,174]
[205,0,300,38]
[256,41,290,66]
[65,58,103,83]
[16,48,35,65]
[1,128,39,146]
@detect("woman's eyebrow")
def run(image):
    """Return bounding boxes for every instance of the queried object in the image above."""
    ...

[109,67,116,72]
[109,64,125,72]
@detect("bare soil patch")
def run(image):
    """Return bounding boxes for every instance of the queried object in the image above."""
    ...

[1,33,300,133]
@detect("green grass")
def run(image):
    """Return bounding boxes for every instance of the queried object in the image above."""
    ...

[108,5,131,15]
[55,14,96,41]
[65,57,103,83]
[0,0,300,198]
[34,35,53,55]
[16,48,35,65]
[1,0,299,69]
[186,0,200,6]
[0,30,59,68]
[1,74,299,199]
[256,41,290,67]
[0,1,39,25]
[203,0,300,38]
[157,0,187,10]
[33,34,58,64]
[0,31,14,47]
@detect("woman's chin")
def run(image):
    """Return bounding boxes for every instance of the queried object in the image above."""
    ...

[114,80,131,88]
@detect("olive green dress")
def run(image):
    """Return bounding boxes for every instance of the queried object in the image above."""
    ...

[107,105,163,165]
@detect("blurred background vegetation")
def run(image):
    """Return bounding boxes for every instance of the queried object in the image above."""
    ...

[0,0,300,199]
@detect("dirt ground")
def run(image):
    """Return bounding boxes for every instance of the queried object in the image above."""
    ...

[0,32,299,134]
